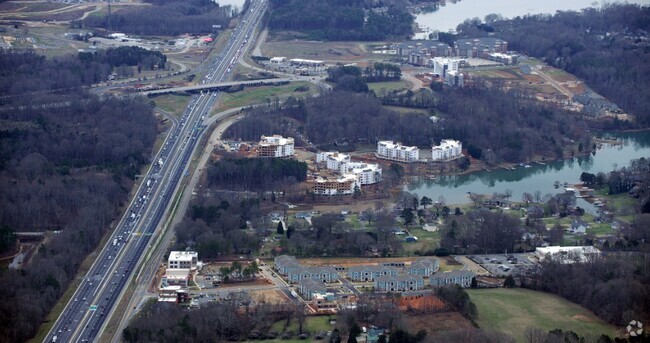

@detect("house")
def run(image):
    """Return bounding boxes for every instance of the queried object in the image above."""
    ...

[569,219,589,234]
[348,265,399,282]
[423,223,439,232]
[430,270,475,288]
[287,266,339,284]
[299,278,327,298]
[408,257,440,277]
[274,255,301,276]
[375,274,425,292]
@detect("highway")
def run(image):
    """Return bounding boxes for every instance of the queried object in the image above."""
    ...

[44,1,268,342]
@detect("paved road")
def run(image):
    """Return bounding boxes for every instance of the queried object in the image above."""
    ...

[44,1,268,342]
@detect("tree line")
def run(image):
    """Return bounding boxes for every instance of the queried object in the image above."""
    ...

[172,192,262,259]
[79,46,167,71]
[205,157,308,192]
[0,52,157,342]
[326,63,402,92]
[457,4,650,127]
[75,0,232,36]
[268,0,413,41]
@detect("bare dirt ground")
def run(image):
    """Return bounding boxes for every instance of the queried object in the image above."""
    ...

[404,312,474,334]
[250,289,290,304]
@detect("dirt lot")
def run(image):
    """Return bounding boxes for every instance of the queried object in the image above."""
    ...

[250,289,290,304]
[261,39,387,62]
[404,312,474,335]
[295,256,462,269]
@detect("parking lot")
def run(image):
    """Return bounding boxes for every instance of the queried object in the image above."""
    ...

[468,253,536,277]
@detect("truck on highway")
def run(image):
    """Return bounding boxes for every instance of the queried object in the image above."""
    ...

[290,290,298,298]
[146,179,151,187]
[158,158,164,167]
[113,239,118,246]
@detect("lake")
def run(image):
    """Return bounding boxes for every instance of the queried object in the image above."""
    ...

[413,0,650,38]
[215,0,246,11]
[406,131,650,209]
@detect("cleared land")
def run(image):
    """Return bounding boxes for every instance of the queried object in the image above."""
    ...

[214,81,318,112]
[153,94,191,117]
[368,80,411,94]
[261,40,387,62]
[467,288,618,342]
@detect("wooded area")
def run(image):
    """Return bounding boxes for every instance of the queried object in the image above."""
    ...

[457,4,650,127]
[268,0,413,41]
[76,0,232,36]
[206,157,308,192]
[0,52,156,342]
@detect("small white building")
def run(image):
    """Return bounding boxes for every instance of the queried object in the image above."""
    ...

[270,56,287,64]
[258,135,295,157]
[168,251,198,270]
[377,141,419,163]
[431,139,462,161]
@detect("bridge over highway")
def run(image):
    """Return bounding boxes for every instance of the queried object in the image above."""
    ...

[142,77,292,96]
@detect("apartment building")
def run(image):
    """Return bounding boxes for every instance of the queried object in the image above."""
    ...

[431,139,462,161]
[377,141,419,163]
[312,175,357,196]
[316,151,351,171]
[257,135,295,157]
[317,152,382,185]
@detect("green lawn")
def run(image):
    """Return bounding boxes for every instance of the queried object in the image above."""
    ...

[153,94,190,117]
[468,288,618,342]
[401,226,441,256]
[215,81,317,112]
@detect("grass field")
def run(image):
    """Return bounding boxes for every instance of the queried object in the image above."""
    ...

[401,226,441,256]
[468,288,618,342]
[271,316,335,336]
[153,94,190,117]
[215,81,318,112]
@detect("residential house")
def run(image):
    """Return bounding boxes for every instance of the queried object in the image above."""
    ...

[408,257,440,277]
[430,270,475,288]
[348,265,399,282]
[375,274,425,292]
[570,219,589,234]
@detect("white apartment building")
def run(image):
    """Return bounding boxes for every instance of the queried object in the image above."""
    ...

[432,57,461,78]
[431,139,463,161]
[258,135,295,157]
[316,151,351,171]
[344,162,382,185]
[377,141,419,163]
[313,174,357,196]
[168,251,198,270]
[317,152,382,185]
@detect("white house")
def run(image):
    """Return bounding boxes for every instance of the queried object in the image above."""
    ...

[257,135,294,157]
[431,139,462,161]
[377,141,419,163]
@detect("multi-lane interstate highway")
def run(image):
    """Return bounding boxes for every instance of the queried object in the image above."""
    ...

[44,1,268,342]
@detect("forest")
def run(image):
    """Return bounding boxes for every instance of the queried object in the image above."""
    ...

[523,253,650,326]
[205,157,308,192]
[79,46,167,71]
[0,52,157,342]
[172,192,262,259]
[456,4,650,127]
[268,0,413,41]
[75,0,232,36]
[225,86,591,164]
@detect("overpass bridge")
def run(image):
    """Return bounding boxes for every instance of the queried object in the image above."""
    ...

[142,78,293,96]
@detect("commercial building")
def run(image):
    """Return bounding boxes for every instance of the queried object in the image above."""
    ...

[313,174,357,196]
[431,57,462,78]
[377,141,419,163]
[431,139,463,161]
[430,270,475,288]
[270,56,287,64]
[257,135,294,158]
[289,58,324,67]
[168,251,198,270]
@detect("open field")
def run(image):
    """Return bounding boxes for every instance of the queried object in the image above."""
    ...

[467,288,619,342]
[401,226,441,256]
[405,312,474,335]
[214,81,318,112]
[153,94,191,117]
[261,40,389,62]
